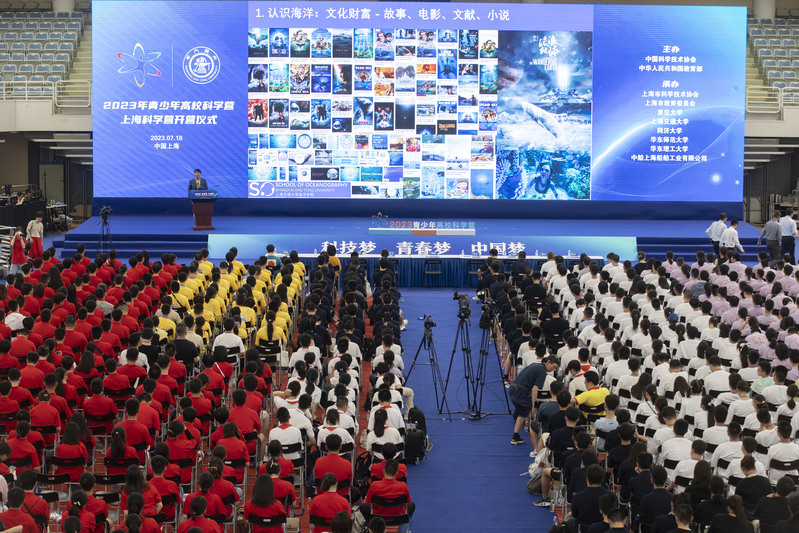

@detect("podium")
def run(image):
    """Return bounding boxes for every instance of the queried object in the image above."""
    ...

[189,189,218,230]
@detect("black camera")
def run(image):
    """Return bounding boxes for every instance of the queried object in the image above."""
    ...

[453,291,471,319]
[99,206,112,222]
[418,314,436,329]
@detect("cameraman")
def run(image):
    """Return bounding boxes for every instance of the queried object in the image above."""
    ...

[9,226,26,274]
[509,356,559,445]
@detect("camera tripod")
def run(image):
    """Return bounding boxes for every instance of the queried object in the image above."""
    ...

[97,218,112,254]
[407,318,451,421]
[470,323,512,420]
[441,313,475,418]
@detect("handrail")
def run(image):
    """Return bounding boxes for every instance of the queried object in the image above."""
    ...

[0,79,91,108]
[54,79,91,108]
[746,85,781,113]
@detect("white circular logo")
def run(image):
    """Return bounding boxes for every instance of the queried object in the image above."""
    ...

[183,46,220,84]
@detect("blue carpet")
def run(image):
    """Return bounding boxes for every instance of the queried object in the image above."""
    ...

[399,288,555,532]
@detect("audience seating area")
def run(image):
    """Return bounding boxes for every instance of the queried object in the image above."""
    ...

[0,244,415,532]
[499,248,799,533]
[0,10,85,97]
[748,18,799,92]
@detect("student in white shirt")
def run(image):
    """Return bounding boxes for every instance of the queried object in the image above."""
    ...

[268,407,304,461]
[710,422,744,480]
[726,381,756,425]
[670,439,707,493]
[765,421,799,484]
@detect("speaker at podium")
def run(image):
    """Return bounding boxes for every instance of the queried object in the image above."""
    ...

[189,189,218,230]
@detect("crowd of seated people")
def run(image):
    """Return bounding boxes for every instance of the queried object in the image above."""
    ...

[0,242,415,533]
[494,249,799,533]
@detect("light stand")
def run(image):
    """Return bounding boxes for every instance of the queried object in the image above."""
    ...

[406,315,451,421]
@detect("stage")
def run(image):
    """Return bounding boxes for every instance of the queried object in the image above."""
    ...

[58,216,762,287]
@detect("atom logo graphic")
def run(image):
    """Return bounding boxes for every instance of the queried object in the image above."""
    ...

[117,43,161,87]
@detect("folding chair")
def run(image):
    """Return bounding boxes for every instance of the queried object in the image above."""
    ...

[248,513,287,531]
[369,493,412,531]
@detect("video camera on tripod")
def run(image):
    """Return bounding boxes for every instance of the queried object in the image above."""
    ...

[478,295,499,329]
[453,291,471,319]
[418,314,436,329]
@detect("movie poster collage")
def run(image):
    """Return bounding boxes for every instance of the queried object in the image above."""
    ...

[247,27,499,199]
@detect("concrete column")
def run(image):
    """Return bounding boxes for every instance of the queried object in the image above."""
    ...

[52,0,76,13]
[753,0,776,20]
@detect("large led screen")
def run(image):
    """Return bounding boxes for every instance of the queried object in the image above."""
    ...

[93,1,745,203]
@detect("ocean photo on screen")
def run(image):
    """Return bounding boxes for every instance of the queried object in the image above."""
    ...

[496,31,592,200]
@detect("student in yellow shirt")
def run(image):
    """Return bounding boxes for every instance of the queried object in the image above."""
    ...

[226,249,247,279]
[268,300,292,327]
[256,312,288,345]
[219,261,240,291]
[168,280,191,312]
[288,250,306,278]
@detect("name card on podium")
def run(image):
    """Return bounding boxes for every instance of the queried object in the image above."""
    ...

[189,189,218,200]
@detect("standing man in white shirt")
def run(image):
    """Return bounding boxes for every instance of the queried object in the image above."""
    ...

[719,219,745,262]
[780,209,797,264]
[706,213,728,256]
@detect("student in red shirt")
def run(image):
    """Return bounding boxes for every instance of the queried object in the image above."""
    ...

[19,352,45,391]
[118,349,147,386]
[187,378,213,434]
[207,456,239,519]
[7,421,40,470]
[30,390,61,446]
[62,315,88,355]
[209,407,229,450]
[62,490,95,533]
[0,339,20,374]
[73,351,101,384]
[361,460,414,520]
[35,347,56,375]
[177,497,222,533]
[215,423,250,484]
[308,474,351,533]
[102,358,132,398]
[32,308,56,339]
[43,372,73,426]
[83,378,119,434]
[0,487,40,533]
[121,464,162,517]
[229,389,264,454]
[149,455,180,521]
[150,443,182,484]
[9,331,36,363]
[8,367,36,409]
[55,367,80,410]
[260,440,294,479]
[54,422,89,481]
[262,459,296,510]
[78,473,109,533]
[314,434,353,497]
[124,493,162,533]
[135,392,162,440]
[105,427,139,476]
[370,443,408,482]
[183,472,227,520]
[0,380,20,433]
[115,398,153,463]
[19,468,50,527]
[244,475,287,533]
[165,420,199,484]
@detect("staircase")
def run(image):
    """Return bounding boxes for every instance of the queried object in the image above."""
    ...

[58,23,91,113]
[747,47,767,87]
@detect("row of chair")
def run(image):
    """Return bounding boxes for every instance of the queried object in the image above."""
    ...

[1,63,67,79]
[0,10,83,22]
[753,38,799,49]
[1,31,79,44]
[2,75,63,96]
[0,21,81,31]
[749,18,799,27]
[749,28,799,39]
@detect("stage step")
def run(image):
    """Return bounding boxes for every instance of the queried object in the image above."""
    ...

[60,234,208,261]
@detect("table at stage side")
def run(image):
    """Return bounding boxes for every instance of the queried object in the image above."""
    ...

[294,254,604,288]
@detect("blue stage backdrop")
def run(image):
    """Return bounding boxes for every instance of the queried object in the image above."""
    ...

[92,1,746,219]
